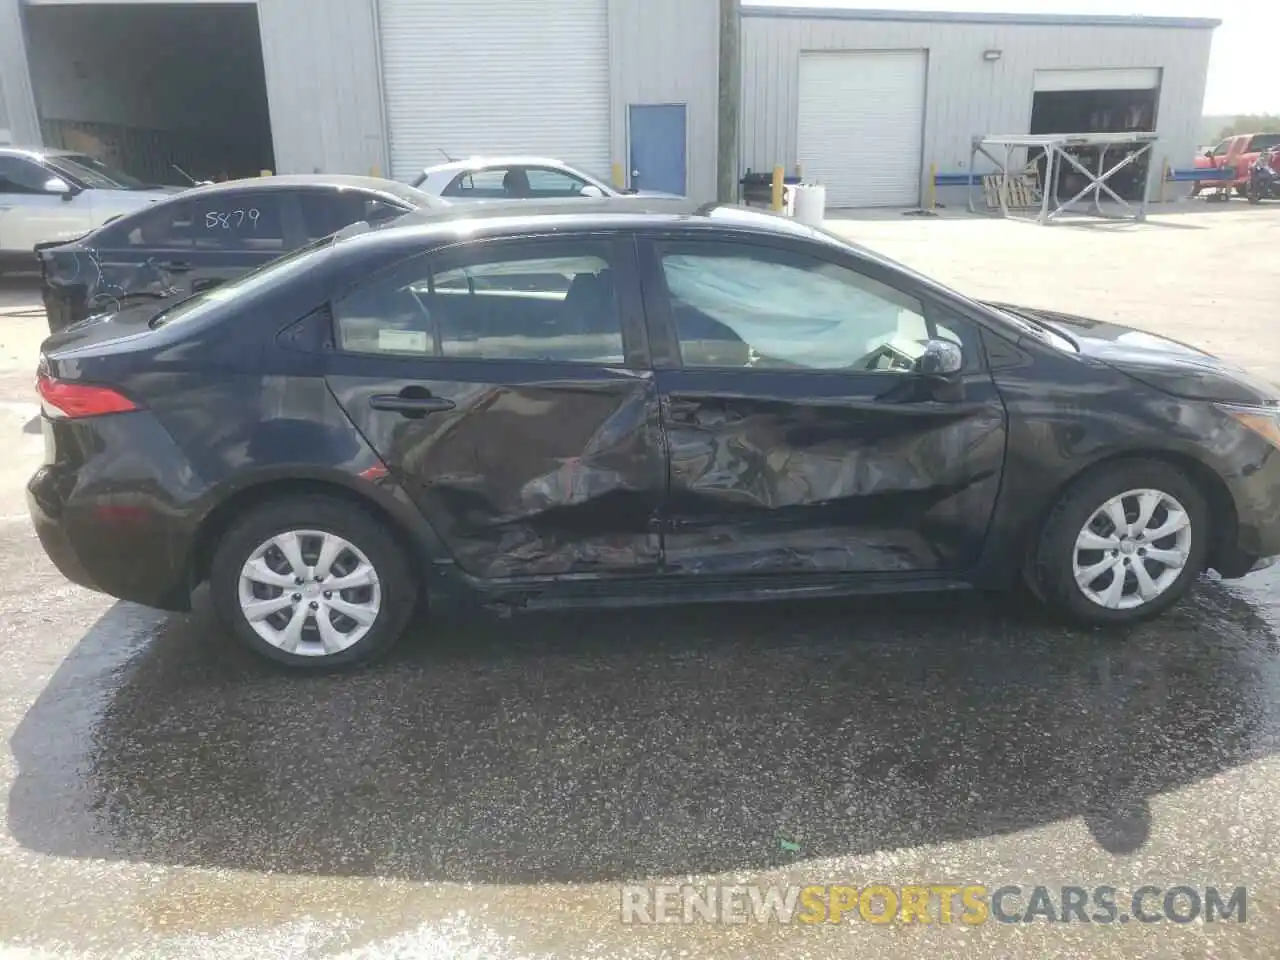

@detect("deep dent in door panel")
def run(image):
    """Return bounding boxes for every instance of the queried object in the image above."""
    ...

[327,375,666,579]
[662,392,1007,573]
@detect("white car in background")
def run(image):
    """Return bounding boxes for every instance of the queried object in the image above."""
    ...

[0,146,181,271]
[409,156,681,202]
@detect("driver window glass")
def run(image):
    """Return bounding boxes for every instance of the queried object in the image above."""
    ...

[0,157,53,195]
[658,244,937,373]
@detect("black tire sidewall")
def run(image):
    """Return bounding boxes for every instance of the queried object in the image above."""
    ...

[1034,461,1210,626]
[210,497,417,670]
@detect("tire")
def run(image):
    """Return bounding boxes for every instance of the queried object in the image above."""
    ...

[210,496,417,670]
[1029,460,1210,627]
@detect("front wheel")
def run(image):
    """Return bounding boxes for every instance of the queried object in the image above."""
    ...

[210,496,418,670]
[1029,461,1209,626]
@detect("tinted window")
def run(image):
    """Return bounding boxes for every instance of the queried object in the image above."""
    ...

[442,168,512,199]
[336,242,625,364]
[97,193,286,251]
[525,167,590,197]
[1250,134,1280,152]
[44,153,146,190]
[299,190,407,241]
[193,193,285,251]
[0,157,52,194]
[658,243,958,373]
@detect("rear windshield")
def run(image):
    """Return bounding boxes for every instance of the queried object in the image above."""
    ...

[152,235,335,328]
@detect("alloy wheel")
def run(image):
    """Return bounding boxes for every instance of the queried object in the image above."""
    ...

[237,529,382,656]
[1072,488,1192,611]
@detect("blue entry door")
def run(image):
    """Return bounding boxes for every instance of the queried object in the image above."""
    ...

[629,104,687,196]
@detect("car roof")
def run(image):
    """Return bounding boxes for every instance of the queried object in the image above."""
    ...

[181,174,416,196]
[338,197,857,253]
[175,174,442,208]
[419,156,583,176]
[0,145,82,160]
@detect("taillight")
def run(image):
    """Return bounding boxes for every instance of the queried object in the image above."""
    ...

[36,374,139,419]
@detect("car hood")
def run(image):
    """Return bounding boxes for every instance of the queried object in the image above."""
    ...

[990,302,1280,406]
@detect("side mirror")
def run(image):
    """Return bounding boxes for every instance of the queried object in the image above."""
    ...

[43,176,75,199]
[579,185,607,198]
[913,339,963,376]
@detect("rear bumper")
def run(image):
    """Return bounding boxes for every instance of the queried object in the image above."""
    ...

[26,416,198,612]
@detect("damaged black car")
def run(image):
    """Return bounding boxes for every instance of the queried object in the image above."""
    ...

[28,199,1280,672]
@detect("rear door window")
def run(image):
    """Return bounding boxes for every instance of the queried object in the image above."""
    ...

[190,193,287,252]
[334,239,628,364]
[95,192,289,252]
[442,168,512,199]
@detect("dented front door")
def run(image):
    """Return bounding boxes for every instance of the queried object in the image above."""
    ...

[638,235,1008,577]
[326,234,666,580]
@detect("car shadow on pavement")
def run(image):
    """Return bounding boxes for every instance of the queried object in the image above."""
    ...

[9,580,1280,884]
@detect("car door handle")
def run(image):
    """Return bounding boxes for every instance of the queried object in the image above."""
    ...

[369,393,456,415]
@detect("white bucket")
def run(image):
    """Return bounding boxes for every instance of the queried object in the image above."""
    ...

[793,184,826,226]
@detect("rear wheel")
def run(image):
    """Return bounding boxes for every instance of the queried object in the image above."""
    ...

[1029,461,1209,626]
[210,496,417,669]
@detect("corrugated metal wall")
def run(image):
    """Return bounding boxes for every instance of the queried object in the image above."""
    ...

[608,0,720,203]
[741,13,1214,204]
[256,0,387,176]
[0,0,40,144]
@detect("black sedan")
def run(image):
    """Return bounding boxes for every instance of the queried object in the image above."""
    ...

[27,198,1280,670]
[36,174,442,332]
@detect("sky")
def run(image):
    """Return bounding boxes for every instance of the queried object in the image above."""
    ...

[741,1,1275,115]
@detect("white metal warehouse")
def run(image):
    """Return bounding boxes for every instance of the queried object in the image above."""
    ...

[0,0,1218,208]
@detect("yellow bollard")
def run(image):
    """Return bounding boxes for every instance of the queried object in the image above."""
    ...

[370,165,382,178]
[259,169,273,177]
[771,165,784,211]
[612,162,626,189]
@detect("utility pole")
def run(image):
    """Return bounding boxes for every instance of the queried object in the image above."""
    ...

[717,0,741,203]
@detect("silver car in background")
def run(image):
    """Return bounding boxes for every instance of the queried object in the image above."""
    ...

[409,156,681,202]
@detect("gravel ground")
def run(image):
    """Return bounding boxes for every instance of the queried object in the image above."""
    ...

[2,202,1280,959]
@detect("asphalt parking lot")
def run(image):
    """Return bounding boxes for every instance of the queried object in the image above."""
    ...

[3,202,1280,959]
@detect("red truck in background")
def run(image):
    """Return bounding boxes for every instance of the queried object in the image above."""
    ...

[1193,132,1280,196]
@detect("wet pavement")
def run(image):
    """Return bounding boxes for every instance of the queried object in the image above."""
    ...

[4,210,1280,958]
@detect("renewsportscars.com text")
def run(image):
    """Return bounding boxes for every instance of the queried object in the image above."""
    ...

[620,884,1247,925]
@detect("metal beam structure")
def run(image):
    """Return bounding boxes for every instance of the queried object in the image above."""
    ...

[967,132,1160,224]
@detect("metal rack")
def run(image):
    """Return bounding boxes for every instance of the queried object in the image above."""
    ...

[967,132,1160,224]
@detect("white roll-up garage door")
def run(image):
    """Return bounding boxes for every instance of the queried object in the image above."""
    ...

[797,50,927,209]
[378,0,611,182]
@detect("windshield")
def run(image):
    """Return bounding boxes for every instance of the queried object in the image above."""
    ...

[47,154,148,190]
[45,154,150,190]
[152,235,337,328]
